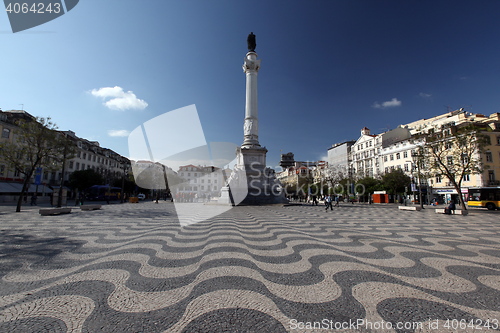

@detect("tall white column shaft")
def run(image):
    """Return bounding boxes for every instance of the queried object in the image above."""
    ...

[242,52,261,147]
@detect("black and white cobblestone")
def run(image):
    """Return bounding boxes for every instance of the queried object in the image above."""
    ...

[0,202,499,332]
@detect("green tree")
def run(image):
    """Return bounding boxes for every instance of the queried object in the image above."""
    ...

[417,123,489,210]
[0,117,68,212]
[356,176,383,202]
[69,169,104,192]
[381,169,411,199]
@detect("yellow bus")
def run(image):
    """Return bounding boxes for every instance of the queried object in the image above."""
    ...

[467,187,500,210]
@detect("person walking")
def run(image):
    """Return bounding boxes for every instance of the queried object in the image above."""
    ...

[325,194,333,211]
[311,195,318,206]
[30,194,37,206]
[334,195,340,207]
[444,200,456,214]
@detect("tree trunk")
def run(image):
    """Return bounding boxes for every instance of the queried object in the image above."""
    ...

[16,171,34,212]
[452,183,467,210]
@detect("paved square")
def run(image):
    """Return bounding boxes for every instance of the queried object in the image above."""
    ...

[0,203,499,332]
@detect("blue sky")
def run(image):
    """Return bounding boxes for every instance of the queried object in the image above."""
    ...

[2,0,500,169]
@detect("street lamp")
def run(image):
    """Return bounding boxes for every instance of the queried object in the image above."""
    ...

[411,152,424,209]
[120,161,129,203]
[405,160,413,206]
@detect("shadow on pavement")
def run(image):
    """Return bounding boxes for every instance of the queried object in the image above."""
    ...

[0,230,85,275]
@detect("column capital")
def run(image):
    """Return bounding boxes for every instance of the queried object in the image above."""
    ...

[243,52,261,72]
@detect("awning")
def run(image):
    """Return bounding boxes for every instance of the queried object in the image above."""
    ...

[0,182,53,193]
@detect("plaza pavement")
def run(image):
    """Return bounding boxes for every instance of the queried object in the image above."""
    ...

[0,201,499,333]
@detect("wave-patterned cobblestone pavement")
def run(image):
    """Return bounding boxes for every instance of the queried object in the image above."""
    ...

[0,203,499,332]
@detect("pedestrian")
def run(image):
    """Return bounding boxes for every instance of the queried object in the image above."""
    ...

[311,195,318,206]
[325,194,333,211]
[30,194,37,206]
[334,195,340,207]
[444,200,456,214]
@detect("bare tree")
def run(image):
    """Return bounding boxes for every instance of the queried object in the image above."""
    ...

[417,123,489,210]
[318,164,348,190]
[0,117,70,212]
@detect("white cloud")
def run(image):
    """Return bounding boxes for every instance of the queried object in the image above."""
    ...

[90,86,148,111]
[419,92,432,99]
[372,98,402,109]
[108,129,130,137]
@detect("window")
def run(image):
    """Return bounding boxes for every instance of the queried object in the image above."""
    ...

[445,142,453,149]
[463,174,470,182]
[436,176,442,183]
[404,164,409,172]
[489,170,495,181]
[497,136,500,145]
[76,162,80,170]
[384,156,387,162]
[461,154,469,165]
[447,156,453,165]
[396,153,400,160]
[0,165,4,176]
[2,128,10,138]
[403,151,408,158]
[486,152,493,162]
[83,153,86,160]
[194,173,197,177]
[390,154,394,161]
[69,161,74,169]
[82,164,86,170]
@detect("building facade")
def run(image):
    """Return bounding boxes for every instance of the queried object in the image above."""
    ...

[0,109,130,202]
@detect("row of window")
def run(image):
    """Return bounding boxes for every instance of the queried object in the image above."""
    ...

[180,172,215,177]
[179,186,217,191]
[357,140,376,151]
[183,178,218,184]
[383,151,410,162]
[76,151,120,168]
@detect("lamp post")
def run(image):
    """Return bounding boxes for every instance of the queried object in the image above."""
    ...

[120,161,128,203]
[412,152,424,209]
[405,160,413,206]
[57,133,70,208]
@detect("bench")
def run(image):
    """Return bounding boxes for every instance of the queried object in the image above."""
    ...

[435,208,468,215]
[398,206,422,211]
[39,208,72,216]
[80,204,102,211]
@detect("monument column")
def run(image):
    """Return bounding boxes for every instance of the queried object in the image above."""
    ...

[242,51,261,147]
[218,32,288,205]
